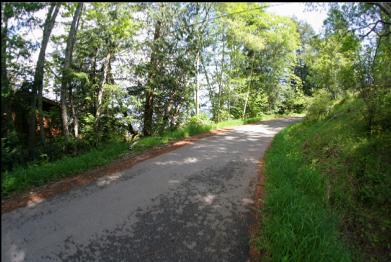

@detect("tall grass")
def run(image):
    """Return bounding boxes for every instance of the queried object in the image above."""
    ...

[258,94,391,261]
[259,124,351,261]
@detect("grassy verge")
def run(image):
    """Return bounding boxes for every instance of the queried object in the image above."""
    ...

[258,123,352,261]
[257,96,391,261]
[1,142,129,197]
[1,113,293,197]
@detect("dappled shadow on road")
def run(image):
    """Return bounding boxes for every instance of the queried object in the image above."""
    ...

[2,118,299,214]
[52,118,299,261]
[56,159,256,262]
[150,119,294,171]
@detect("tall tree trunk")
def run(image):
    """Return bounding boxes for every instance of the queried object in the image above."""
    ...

[195,50,200,115]
[243,53,256,119]
[161,103,173,134]
[1,3,13,137]
[200,53,216,120]
[91,48,98,113]
[28,3,60,159]
[217,33,226,122]
[69,87,79,138]
[170,104,181,130]
[60,2,83,140]
[143,20,162,136]
[95,50,112,134]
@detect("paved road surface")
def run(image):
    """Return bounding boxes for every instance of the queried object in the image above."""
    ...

[2,118,299,262]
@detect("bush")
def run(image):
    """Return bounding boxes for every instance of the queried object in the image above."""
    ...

[185,113,213,135]
[360,86,391,136]
[279,89,310,114]
[304,89,336,122]
[1,130,25,171]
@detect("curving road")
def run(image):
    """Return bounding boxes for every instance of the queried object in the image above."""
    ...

[1,118,299,262]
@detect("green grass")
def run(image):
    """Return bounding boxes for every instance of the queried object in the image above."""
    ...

[258,123,352,261]
[258,95,391,261]
[2,113,291,197]
[1,142,129,197]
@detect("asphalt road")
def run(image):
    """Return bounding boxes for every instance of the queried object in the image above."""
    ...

[1,118,299,262]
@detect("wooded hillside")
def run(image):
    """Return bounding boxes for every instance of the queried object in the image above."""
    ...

[1,2,390,175]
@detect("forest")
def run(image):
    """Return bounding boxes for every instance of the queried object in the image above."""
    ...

[1,2,390,261]
[2,2,310,170]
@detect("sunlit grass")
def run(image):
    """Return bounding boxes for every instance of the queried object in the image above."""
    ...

[258,96,391,261]
[1,142,129,197]
[258,123,351,261]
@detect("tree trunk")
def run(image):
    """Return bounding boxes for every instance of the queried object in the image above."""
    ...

[195,50,200,115]
[60,2,83,140]
[200,53,215,120]
[243,53,256,119]
[161,103,173,134]
[1,3,12,137]
[91,48,98,113]
[28,3,60,158]
[95,50,112,134]
[217,33,226,122]
[0,3,9,89]
[143,20,162,136]
[69,87,79,138]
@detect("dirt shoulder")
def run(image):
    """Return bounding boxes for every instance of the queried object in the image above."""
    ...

[247,149,269,262]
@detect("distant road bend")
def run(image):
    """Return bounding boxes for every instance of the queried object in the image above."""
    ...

[2,117,300,262]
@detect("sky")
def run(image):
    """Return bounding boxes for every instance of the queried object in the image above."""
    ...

[266,2,329,34]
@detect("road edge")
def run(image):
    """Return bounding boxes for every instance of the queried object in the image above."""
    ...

[1,127,233,214]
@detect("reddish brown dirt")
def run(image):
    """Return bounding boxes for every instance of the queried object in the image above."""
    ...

[1,128,233,214]
[248,146,271,262]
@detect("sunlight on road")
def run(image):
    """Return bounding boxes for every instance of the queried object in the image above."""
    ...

[96,172,123,187]
[201,194,216,205]
[9,244,25,262]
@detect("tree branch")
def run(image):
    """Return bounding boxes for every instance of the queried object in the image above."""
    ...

[359,20,382,38]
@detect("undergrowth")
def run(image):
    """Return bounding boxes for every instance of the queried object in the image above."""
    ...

[258,92,391,261]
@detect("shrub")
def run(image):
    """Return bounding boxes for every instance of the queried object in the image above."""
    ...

[304,89,336,122]
[185,113,213,135]
[360,86,391,136]
[1,130,24,171]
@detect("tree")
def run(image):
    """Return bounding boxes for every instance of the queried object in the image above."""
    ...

[1,3,12,137]
[143,17,161,136]
[216,3,300,118]
[1,3,44,139]
[27,2,61,158]
[60,3,83,139]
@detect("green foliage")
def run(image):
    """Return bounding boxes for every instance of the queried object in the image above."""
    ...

[279,77,310,114]
[201,3,305,122]
[304,89,336,122]
[185,113,214,134]
[1,130,24,171]
[2,141,129,197]
[259,123,352,261]
[360,86,391,136]
[2,2,314,171]
[259,95,391,261]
